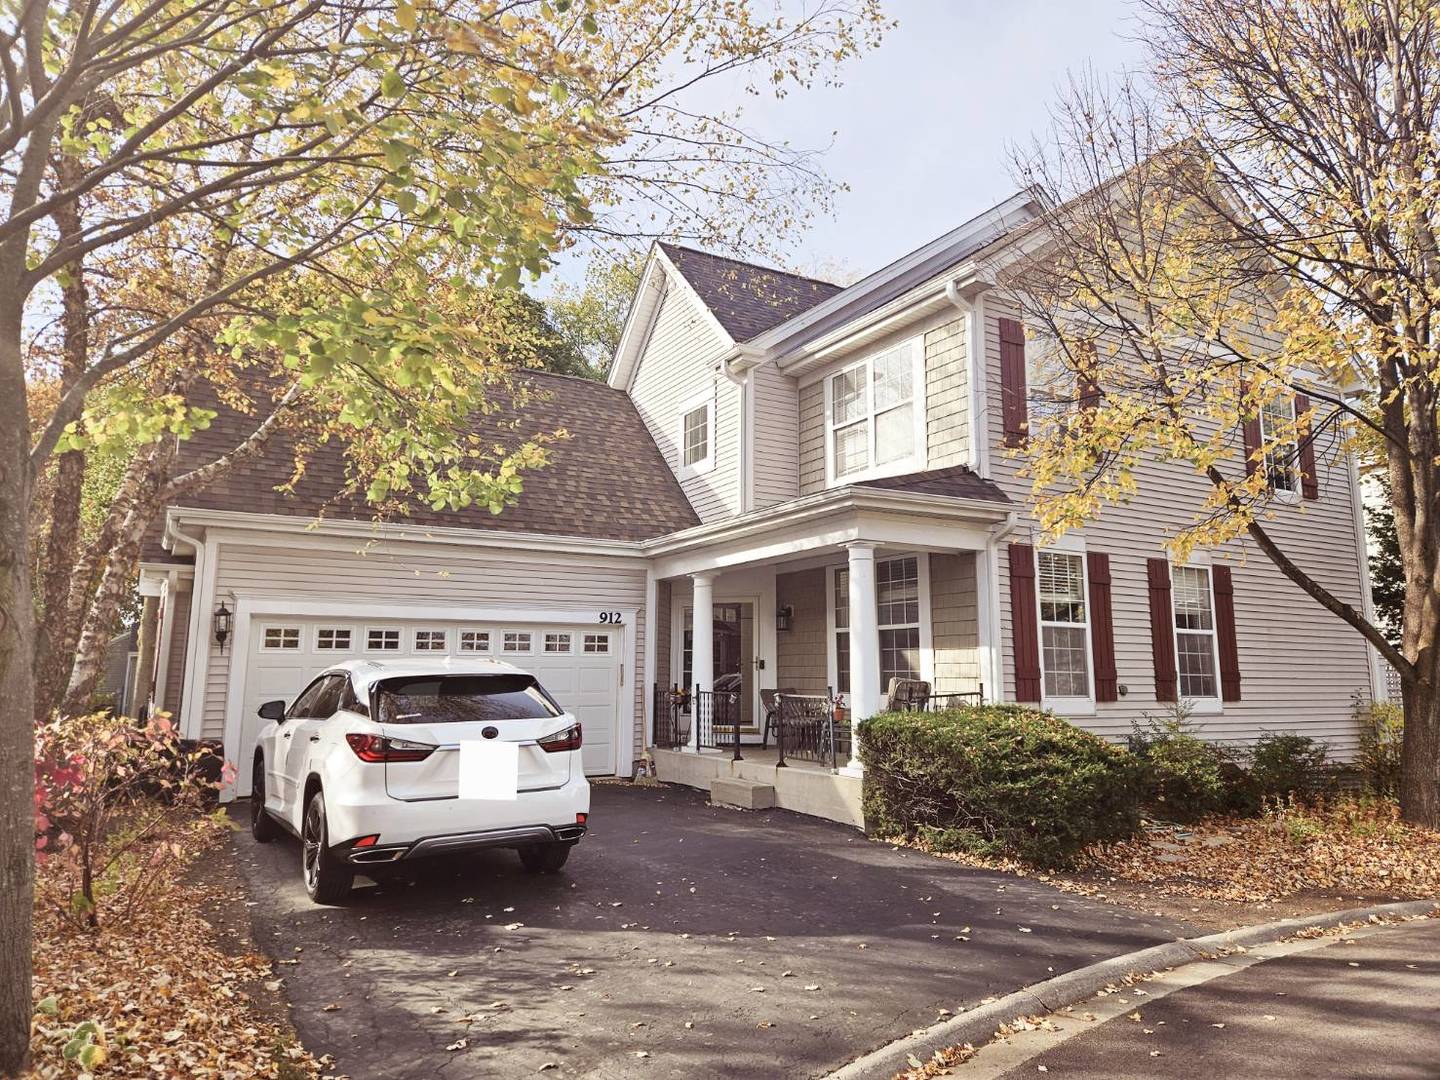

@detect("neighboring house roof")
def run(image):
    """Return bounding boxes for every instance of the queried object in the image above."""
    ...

[657,243,844,341]
[854,464,1010,504]
[145,370,699,561]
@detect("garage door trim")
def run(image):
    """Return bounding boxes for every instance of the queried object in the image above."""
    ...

[220,594,637,798]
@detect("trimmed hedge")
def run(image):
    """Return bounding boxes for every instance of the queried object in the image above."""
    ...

[859,705,1144,867]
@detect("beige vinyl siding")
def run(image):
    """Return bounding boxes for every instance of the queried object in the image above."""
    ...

[200,542,648,757]
[930,552,981,696]
[628,280,741,523]
[981,297,1375,755]
[798,381,826,496]
[751,361,801,508]
[776,567,830,693]
[924,316,970,470]
[162,598,190,716]
[656,579,672,693]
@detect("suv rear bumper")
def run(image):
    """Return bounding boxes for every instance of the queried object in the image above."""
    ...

[344,821,587,865]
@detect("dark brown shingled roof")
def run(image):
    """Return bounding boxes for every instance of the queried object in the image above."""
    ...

[659,243,843,342]
[854,464,1010,504]
[143,370,699,563]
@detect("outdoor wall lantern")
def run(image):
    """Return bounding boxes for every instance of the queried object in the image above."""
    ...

[214,601,233,653]
[775,604,794,632]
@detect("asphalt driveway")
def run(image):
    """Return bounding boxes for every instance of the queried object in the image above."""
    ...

[229,783,1191,1079]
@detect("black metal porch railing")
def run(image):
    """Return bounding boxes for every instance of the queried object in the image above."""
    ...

[774,693,849,771]
[925,689,985,711]
[652,684,689,749]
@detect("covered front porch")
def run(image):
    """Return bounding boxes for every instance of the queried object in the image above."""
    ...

[642,475,1014,826]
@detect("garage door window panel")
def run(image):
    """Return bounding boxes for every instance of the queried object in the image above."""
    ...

[503,631,533,654]
[414,629,448,652]
[583,633,610,654]
[366,628,401,652]
[544,632,573,654]
[459,629,491,653]
[315,627,352,651]
[263,626,301,650]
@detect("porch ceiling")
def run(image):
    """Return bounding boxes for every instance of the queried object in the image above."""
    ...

[646,485,1012,579]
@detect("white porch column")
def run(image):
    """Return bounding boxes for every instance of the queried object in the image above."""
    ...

[845,542,881,770]
[689,572,715,752]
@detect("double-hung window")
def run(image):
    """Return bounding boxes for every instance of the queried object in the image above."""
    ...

[1259,396,1299,496]
[833,554,923,695]
[677,392,713,476]
[826,340,922,482]
[1171,565,1220,699]
[1037,551,1091,701]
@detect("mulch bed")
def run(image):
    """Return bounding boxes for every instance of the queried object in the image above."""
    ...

[26,814,327,1079]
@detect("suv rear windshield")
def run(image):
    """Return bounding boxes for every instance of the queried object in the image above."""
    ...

[375,674,562,724]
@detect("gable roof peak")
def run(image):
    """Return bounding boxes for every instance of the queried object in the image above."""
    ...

[656,242,845,342]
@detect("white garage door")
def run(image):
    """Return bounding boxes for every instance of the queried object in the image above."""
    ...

[236,616,623,794]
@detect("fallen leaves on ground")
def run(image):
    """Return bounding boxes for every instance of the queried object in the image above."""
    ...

[27,820,322,1079]
[897,798,1440,904]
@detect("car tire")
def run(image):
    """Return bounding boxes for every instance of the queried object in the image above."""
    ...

[517,841,573,874]
[301,789,352,904]
[250,759,279,844]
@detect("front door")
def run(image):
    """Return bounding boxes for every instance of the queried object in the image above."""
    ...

[683,602,756,732]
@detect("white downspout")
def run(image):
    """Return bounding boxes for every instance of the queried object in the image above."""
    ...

[721,359,751,514]
[980,512,1020,704]
[945,279,990,478]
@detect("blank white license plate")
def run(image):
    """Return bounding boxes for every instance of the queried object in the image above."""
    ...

[458,741,519,800]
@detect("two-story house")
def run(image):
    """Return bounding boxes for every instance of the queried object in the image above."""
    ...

[134,189,1383,827]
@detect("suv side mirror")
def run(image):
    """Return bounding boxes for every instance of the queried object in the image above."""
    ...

[258,700,287,722]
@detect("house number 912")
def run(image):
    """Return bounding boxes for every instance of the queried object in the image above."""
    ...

[598,611,623,624]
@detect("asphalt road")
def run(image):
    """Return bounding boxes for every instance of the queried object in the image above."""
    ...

[993,918,1440,1079]
[230,782,1190,1079]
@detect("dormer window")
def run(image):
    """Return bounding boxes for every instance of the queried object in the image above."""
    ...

[824,338,924,483]
[678,391,714,477]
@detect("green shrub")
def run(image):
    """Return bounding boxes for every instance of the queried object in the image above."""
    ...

[858,705,1143,867]
[1128,711,1230,820]
[1248,732,1331,801]
[1355,694,1403,797]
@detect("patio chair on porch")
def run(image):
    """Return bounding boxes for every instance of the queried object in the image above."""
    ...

[886,677,931,712]
[759,688,799,749]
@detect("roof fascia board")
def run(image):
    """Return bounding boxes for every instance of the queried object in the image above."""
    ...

[606,247,668,390]
[738,191,1042,362]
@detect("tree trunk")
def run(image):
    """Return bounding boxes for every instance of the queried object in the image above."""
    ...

[32,187,88,722]
[0,320,36,1075]
[1400,662,1440,829]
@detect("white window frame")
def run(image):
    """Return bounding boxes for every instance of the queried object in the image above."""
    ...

[502,630,533,655]
[1168,559,1224,714]
[1034,542,1095,716]
[583,632,611,654]
[365,626,401,653]
[314,627,352,651]
[543,632,573,654]
[676,389,715,479]
[825,552,934,701]
[822,336,927,486]
[413,628,448,652]
[1258,394,1301,502]
[261,625,301,650]
[457,628,491,653]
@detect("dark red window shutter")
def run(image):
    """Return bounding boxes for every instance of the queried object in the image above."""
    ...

[1087,552,1118,703]
[1295,392,1319,500]
[999,317,1028,447]
[1008,543,1042,702]
[1212,564,1242,702]
[1241,381,1262,477]
[1146,557,1178,703]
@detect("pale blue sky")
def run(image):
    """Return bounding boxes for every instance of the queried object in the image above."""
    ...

[553,0,1143,287]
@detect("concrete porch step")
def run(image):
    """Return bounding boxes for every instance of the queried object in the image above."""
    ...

[709,777,776,810]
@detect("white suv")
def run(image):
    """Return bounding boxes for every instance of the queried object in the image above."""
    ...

[249,657,590,903]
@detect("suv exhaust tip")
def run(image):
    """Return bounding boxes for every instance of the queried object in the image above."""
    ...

[348,846,408,865]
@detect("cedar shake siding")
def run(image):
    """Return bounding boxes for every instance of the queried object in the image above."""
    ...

[929,552,981,696]
[751,361,801,509]
[982,297,1376,754]
[776,567,830,694]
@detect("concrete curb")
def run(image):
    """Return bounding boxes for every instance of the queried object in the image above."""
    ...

[824,898,1438,1080]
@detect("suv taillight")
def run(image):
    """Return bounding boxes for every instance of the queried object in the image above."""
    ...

[345,733,435,763]
[537,723,582,753]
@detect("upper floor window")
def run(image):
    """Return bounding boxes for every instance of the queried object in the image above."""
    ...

[1259,396,1298,496]
[1171,565,1219,699]
[825,339,923,483]
[1037,550,1091,702]
[677,392,713,477]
